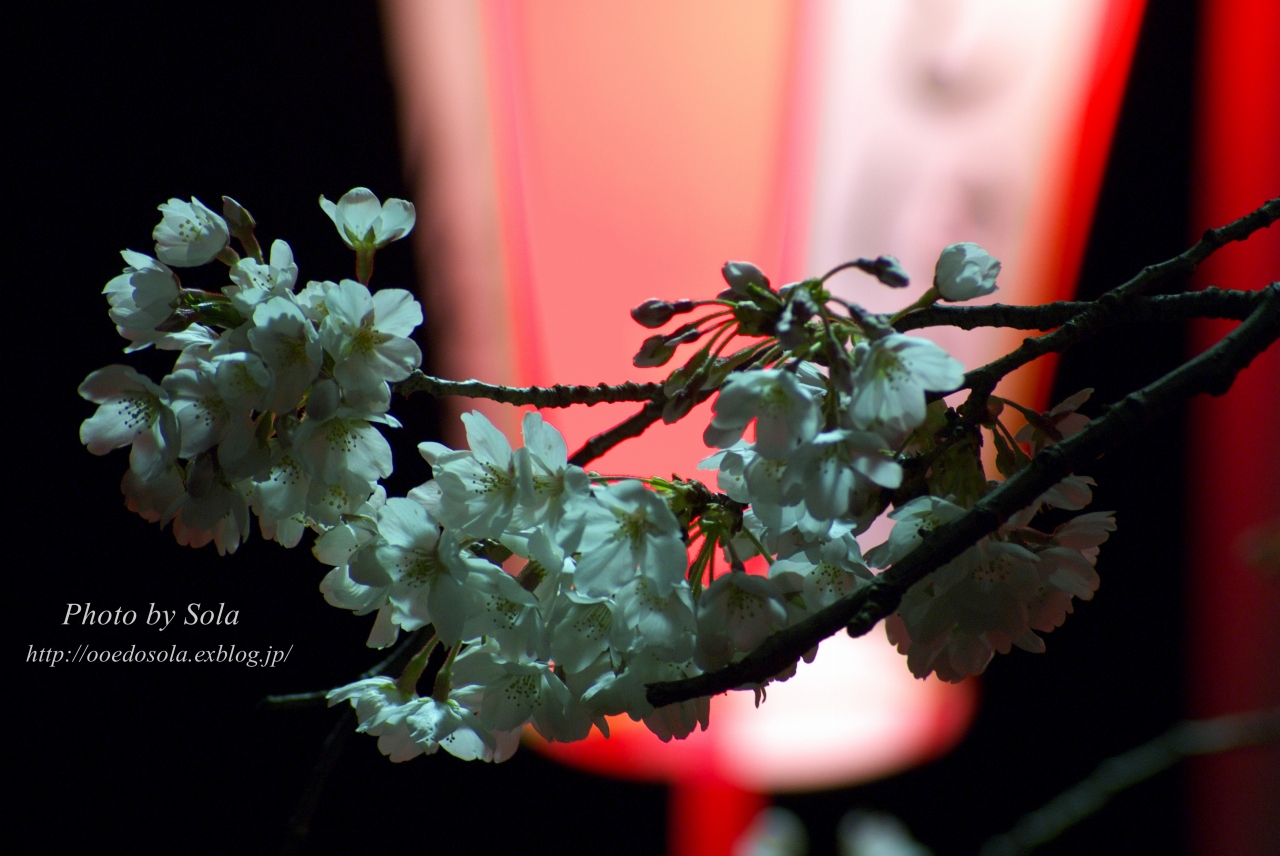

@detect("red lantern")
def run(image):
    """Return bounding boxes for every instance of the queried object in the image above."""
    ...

[383,2,1147,852]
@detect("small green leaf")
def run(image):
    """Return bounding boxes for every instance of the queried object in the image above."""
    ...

[992,428,1018,478]
[664,342,713,396]
[704,345,762,389]
[732,301,776,337]
[928,439,988,507]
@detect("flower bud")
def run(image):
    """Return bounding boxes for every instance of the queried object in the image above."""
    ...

[630,298,695,329]
[720,261,770,297]
[871,255,909,288]
[933,243,1000,302]
[634,323,703,367]
[221,196,256,234]
[634,335,676,368]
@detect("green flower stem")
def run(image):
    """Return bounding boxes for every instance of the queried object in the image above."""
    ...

[239,231,264,265]
[395,634,440,698]
[431,643,462,703]
[739,524,774,567]
[888,286,939,324]
[721,535,749,572]
[588,474,652,483]
[711,330,743,360]
[991,395,1046,423]
[818,311,848,430]
[990,415,1028,461]
[703,317,735,353]
[834,299,894,340]
[819,259,867,282]
[686,534,716,590]
[695,309,734,327]
[355,247,375,284]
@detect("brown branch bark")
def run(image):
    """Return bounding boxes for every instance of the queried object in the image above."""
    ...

[567,401,666,467]
[962,197,1278,394]
[978,708,1280,856]
[395,371,663,408]
[894,287,1267,333]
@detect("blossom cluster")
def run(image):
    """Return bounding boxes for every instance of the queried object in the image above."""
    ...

[318,410,719,760]
[81,192,1115,765]
[80,190,422,554]
[695,329,1112,684]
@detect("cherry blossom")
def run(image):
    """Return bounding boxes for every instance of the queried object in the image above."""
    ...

[79,364,180,481]
[153,197,229,267]
[319,187,416,250]
[933,242,1001,302]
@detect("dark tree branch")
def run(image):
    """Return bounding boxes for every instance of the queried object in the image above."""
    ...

[963,197,1278,393]
[401,200,1276,473]
[395,370,664,408]
[280,709,354,855]
[394,373,680,470]
[1106,195,1278,299]
[978,708,1280,856]
[894,287,1268,333]
[566,379,730,467]
[270,626,432,852]
[568,400,666,467]
[645,284,1280,708]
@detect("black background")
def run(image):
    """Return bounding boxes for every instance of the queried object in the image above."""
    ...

[11,2,1214,853]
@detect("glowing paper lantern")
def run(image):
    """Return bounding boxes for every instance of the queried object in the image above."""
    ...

[382,1,1144,852]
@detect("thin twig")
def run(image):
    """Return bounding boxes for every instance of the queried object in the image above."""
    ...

[1107,196,1279,299]
[395,371,663,408]
[893,287,1267,333]
[270,627,431,852]
[568,400,667,467]
[977,709,1280,856]
[962,198,1278,393]
[259,690,331,711]
[280,709,354,855]
[645,284,1280,708]
[566,345,778,466]
[259,627,428,710]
